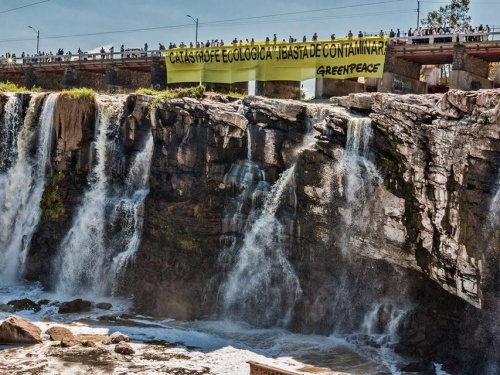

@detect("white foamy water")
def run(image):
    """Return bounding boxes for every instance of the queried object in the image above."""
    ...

[0,93,56,284]
[0,281,415,375]
[55,95,153,297]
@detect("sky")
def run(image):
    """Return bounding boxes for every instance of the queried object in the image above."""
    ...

[0,0,499,56]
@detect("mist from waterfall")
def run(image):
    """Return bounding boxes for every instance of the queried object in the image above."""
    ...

[220,106,332,327]
[0,93,56,284]
[54,96,153,297]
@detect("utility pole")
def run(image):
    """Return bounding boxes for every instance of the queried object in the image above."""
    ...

[28,26,40,54]
[186,15,199,47]
[416,0,421,29]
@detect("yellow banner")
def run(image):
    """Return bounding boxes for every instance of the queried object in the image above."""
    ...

[165,37,388,84]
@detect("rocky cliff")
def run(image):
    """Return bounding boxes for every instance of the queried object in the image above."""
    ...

[1,89,499,374]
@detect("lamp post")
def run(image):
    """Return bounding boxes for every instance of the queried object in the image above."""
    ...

[28,26,40,54]
[186,15,198,46]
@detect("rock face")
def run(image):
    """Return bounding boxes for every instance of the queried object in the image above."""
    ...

[114,341,135,355]
[46,326,75,342]
[2,90,500,373]
[0,315,42,344]
[58,299,92,314]
[102,331,130,345]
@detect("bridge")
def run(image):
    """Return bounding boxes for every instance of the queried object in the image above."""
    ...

[1,32,500,97]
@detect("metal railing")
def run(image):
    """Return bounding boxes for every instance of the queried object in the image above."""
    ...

[0,49,164,65]
[389,31,500,45]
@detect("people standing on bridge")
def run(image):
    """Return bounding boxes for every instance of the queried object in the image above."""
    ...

[312,32,318,41]
[358,31,363,38]
[100,47,105,60]
[144,43,148,52]
[302,35,307,42]
[379,30,385,37]
[348,30,353,39]
[109,46,114,59]
[330,33,335,41]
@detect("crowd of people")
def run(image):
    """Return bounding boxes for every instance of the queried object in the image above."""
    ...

[390,23,492,44]
[0,25,496,64]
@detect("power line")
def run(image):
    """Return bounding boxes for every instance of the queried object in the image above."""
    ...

[0,1,411,44]
[0,0,50,15]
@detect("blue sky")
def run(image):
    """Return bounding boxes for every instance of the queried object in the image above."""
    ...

[0,0,498,56]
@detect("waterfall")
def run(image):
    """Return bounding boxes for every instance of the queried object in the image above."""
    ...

[0,94,24,172]
[221,165,301,327]
[54,95,153,297]
[0,93,57,284]
[333,118,381,256]
[220,105,329,327]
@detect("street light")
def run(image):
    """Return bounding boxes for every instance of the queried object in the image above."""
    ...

[28,26,40,54]
[186,15,198,46]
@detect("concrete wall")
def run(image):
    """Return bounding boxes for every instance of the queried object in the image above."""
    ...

[204,82,248,95]
[384,53,421,81]
[378,72,427,94]
[316,78,364,97]
[449,70,493,91]
[255,80,301,99]
[105,65,149,92]
[0,72,24,87]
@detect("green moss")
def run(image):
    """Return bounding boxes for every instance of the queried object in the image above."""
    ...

[136,85,205,111]
[60,87,96,103]
[0,81,42,92]
[41,172,66,221]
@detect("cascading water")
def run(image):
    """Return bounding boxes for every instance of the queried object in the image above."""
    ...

[54,95,153,297]
[0,94,23,173]
[0,93,56,284]
[220,105,331,327]
[315,117,410,341]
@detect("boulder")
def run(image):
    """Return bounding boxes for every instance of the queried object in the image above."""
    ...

[95,302,112,310]
[61,338,80,347]
[58,299,92,314]
[7,298,41,312]
[0,315,42,344]
[114,341,135,355]
[102,331,130,345]
[46,326,75,341]
[81,340,96,347]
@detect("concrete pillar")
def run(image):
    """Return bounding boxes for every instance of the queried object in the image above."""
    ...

[378,73,427,94]
[63,67,79,89]
[151,60,167,90]
[105,64,119,92]
[24,67,37,89]
[450,45,493,90]
[255,80,301,99]
[315,78,364,98]
[379,46,426,94]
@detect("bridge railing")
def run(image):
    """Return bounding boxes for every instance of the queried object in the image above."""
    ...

[389,31,500,45]
[0,49,164,65]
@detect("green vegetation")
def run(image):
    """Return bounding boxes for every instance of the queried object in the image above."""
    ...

[0,81,42,92]
[41,172,66,221]
[421,0,471,29]
[60,87,96,103]
[136,85,205,110]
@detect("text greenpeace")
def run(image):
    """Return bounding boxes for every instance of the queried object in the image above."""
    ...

[165,37,388,84]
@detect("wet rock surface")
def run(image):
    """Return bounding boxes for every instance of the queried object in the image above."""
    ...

[0,315,42,344]
[6,90,499,374]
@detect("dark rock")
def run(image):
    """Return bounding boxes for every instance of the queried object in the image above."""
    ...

[81,340,96,347]
[95,302,112,310]
[46,326,75,341]
[7,298,41,312]
[61,338,81,347]
[58,299,92,314]
[102,331,130,345]
[114,341,135,355]
[401,361,436,374]
[0,315,42,344]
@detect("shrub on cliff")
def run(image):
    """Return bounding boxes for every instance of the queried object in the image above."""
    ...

[60,87,96,103]
[0,81,41,92]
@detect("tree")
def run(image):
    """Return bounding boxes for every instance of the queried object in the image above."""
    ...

[421,0,471,29]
